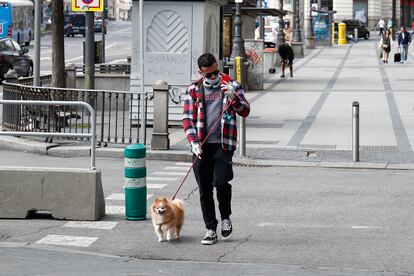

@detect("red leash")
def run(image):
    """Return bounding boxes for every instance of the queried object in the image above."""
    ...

[170,99,233,201]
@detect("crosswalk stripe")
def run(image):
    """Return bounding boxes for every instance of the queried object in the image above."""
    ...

[147,177,177,181]
[153,172,187,176]
[175,162,192,167]
[164,166,191,171]
[106,193,153,201]
[62,221,119,230]
[105,205,125,214]
[147,184,168,189]
[35,235,98,247]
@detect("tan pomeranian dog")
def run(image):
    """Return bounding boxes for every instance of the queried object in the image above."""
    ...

[151,197,184,242]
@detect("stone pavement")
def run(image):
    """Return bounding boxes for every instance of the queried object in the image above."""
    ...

[2,38,414,165]
[1,151,414,275]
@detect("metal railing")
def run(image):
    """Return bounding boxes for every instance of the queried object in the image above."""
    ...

[75,63,131,75]
[1,81,150,145]
[0,100,97,169]
[16,74,53,87]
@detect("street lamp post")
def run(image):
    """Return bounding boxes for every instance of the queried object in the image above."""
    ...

[276,0,285,45]
[230,0,246,60]
[306,0,315,49]
[292,0,302,42]
[229,0,247,158]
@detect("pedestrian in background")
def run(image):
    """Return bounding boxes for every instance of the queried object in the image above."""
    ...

[411,20,414,37]
[378,18,385,36]
[183,53,250,245]
[398,26,411,63]
[387,19,395,40]
[381,30,391,63]
[278,43,294,78]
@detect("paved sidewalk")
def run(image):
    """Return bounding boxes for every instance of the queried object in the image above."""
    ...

[2,38,414,164]
[1,152,414,275]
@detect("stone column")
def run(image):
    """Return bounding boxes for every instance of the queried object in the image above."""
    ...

[151,80,170,150]
[65,63,77,89]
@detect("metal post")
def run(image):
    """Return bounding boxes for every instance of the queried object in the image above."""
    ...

[354,28,358,43]
[235,56,246,157]
[139,0,146,144]
[34,0,41,86]
[230,1,246,60]
[85,12,95,90]
[85,11,95,110]
[277,0,285,45]
[101,0,106,63]
[352,101,359,162]
[293,0,302,42]
[258,0,264,40]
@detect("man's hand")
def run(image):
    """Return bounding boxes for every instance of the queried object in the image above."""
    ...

[191,141,202,159]
[221,81,237,101]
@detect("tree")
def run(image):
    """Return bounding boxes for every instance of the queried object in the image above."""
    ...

[51,0,66,88]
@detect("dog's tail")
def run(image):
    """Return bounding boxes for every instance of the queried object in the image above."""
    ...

[171,198,184,208]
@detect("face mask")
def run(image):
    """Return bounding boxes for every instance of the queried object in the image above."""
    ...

[203,74,221,89]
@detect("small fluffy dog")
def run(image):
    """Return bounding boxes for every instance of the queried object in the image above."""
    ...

[151,197,184,242]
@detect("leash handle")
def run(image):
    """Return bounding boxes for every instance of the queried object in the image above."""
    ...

[170,100,233,201]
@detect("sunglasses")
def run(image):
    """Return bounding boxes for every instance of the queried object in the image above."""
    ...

[204,69,220,79]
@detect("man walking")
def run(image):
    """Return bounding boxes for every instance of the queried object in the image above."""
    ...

[183,53,250,245]
[398,26,411,63]
[378,18,385,36]
[278,43,295,78]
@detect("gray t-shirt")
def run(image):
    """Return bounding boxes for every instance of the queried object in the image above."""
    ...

[204,85,222,144]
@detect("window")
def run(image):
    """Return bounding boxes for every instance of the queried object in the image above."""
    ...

[4,39,14,51]
[11,40,21,52]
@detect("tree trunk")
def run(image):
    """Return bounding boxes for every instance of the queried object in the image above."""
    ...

[51,0,66,88]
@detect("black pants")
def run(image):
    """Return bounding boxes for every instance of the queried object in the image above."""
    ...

[379,28,384,36]
[192,144,234,231]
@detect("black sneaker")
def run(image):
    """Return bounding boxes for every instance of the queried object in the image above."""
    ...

[201,229,217,245]
[221,218,233,240]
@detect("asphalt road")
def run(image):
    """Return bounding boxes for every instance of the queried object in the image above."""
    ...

[0,150,413,275]
[27,20,132,74]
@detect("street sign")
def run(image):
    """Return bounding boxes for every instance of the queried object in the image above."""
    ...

[72,0,103,12]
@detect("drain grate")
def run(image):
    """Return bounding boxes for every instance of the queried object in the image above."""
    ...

[299,144,337,150]
[360,146,398,153]
[234,163,270,168]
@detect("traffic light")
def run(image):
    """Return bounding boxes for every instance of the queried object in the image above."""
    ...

[104,5,108,18]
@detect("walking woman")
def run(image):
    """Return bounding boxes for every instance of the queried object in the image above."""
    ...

[382,30,391,63]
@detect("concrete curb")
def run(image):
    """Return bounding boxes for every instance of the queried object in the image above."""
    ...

[1,136,414,170]
[0,136,58,155]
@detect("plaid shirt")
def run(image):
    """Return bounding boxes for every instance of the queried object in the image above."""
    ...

[182,73,250,151]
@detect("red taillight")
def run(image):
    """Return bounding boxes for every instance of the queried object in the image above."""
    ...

[7,26,11,37]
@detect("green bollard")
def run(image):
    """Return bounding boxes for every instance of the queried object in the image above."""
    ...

[124,144,147,220]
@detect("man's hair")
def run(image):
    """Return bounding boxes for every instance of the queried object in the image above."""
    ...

[198,53,216,69]
[401,26,406,31]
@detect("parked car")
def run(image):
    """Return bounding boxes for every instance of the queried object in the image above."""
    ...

[334,19,370,40]
[0,38,32,80]
[64,13,86,37]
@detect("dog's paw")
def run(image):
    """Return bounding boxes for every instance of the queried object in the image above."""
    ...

[158,238,164,242]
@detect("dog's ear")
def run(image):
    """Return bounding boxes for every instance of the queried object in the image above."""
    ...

[162,196,169,202]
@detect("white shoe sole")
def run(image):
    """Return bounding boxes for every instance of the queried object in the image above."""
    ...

[221,232,232,240]
[201,239,217,245]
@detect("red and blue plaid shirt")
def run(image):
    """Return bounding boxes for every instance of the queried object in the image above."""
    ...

[182,73,250,151]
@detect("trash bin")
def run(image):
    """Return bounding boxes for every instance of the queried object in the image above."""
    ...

[263,48,278,73]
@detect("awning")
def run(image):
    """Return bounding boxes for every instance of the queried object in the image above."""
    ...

[237,7,287,17]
